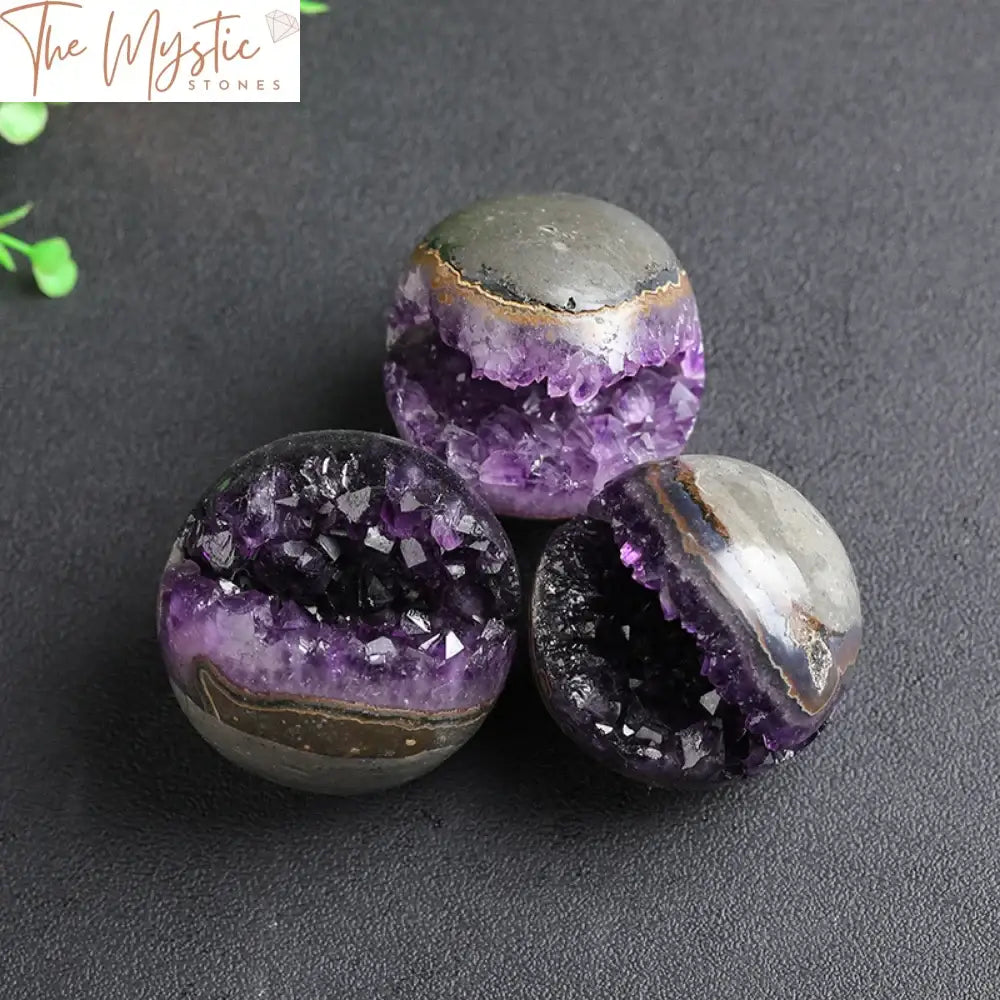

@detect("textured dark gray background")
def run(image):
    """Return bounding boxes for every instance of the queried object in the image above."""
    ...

[1,2,997,997]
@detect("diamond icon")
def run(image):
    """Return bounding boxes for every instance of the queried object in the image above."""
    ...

[266,9,300,42]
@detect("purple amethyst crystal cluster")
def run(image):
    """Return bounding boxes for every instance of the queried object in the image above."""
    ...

[158,431,520,794]
[384,193,705,519]
[530,456,862,786]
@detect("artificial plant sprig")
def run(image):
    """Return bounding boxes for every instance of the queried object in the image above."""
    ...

[0,203,78,298]
[0,103,51,145]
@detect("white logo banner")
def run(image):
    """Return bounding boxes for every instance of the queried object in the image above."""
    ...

[0,1,301,102]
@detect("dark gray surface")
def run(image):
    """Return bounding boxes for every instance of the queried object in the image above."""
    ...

[0,2,997,997]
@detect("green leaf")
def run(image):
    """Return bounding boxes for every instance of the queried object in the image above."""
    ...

[0,244,15,272]
[0,202,33,230]
[30,237,78,298]
[29,236,71,268]
[300,1,329,13]
[0,103,49,145]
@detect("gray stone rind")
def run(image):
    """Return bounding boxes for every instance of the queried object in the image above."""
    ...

[425,193,680,311]
[683,455,862,648]
[173,686,468,795]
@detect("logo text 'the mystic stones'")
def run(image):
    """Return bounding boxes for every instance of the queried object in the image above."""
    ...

[0,0,301,101]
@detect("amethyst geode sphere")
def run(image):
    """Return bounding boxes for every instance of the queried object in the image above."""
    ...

[384,193,705,519]
[157,431,520,794]
[529,456,862,786]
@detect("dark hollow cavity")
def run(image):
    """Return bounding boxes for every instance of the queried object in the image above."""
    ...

[532,517,780,784]
[176,458,516,650]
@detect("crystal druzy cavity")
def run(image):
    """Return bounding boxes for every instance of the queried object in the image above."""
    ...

[157,431,520,794]
[384,193,705,519]
[529,456,862,786]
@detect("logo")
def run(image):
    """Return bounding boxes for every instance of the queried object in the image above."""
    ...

[265,9,298,43]
[0,0,301,102]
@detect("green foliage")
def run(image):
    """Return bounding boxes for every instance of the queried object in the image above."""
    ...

[0,203,78,298]
[29,237,78,297]
[0,203,35,229]
[0,103,50,145]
